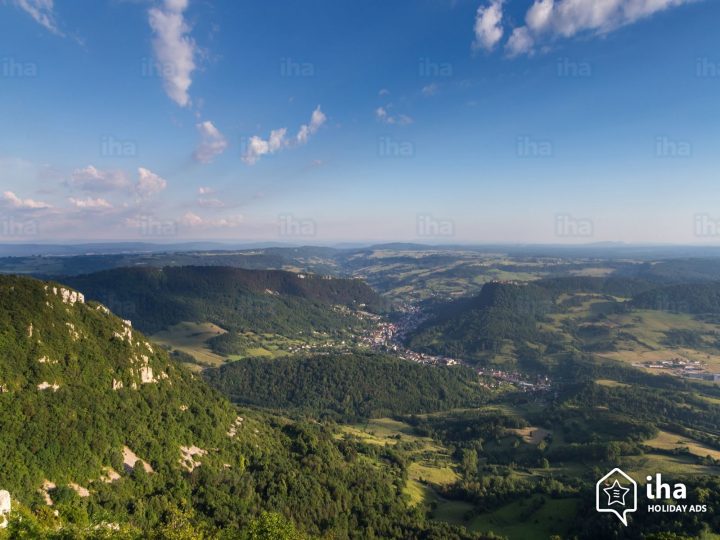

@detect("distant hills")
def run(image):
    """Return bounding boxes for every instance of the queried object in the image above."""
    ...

[62,266,389,357]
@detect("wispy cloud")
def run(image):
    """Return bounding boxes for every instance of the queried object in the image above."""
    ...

[505,0,700,56]
[69,197,113,210]
[148,0,197,107]
[13,0,63,36]
[297,107,327,145]
[2,190,52,209]
[193,120,228,163]
[375,106,413,126]
[242,106,327,165]
[181,211,243,228]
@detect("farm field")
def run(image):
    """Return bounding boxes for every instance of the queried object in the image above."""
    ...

[151,323,312,368]
[151,321,228,368]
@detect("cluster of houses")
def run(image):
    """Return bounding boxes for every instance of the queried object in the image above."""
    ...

[398,349,459,367]
[361,319,459,366]
[477,369,552,392]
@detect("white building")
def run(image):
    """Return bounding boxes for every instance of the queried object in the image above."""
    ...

[0,490,10,529]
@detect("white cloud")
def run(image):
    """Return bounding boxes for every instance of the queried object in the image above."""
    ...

[181,211,243,228]
[375,106,413,125]
[193,120,228,163]
[198,186,214,195]
[2,191,51,209]
[378,88,391,96]
[473,0,505,51]
[296,106,327,145]
[242,106,326,165]
[13,0,62,35]
[69,165,129,192]
[506,0,699,56]
[525,0,554,32]
[506,27,535,56]
[148,0,196,107]
[69,197,113,210]
[136,167,168,197]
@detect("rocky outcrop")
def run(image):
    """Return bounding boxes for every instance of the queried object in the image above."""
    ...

[66,322,80,341]
[99,467,121,483]
[227,416,244,438]
[179,445,207,472]
[122,446,153,474]
[37,382,60,392]
[140,366,155,384]
[112,325,133,343]
[0,490,10,529]
[45,285,85,306]
[39,480,55,506]
[69,483,90,498]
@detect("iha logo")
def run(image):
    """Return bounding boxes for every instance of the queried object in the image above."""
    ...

[596,468,637,526]
[597,469,706,526]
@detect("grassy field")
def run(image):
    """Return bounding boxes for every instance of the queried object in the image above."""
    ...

[644,430,720,460]
[509,426,552,445]
[151,323,312,367]
[548,296,720,376]
[595,379,631,388]
[151,321,228,368]
[621,452,720,478]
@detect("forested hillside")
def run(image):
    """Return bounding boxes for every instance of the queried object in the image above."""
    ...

[62,266,388,357]
[0,275,485,539]
[632,282,720,314]
[407,282,554,360]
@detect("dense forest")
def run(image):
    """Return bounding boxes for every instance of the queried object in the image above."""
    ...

[632,282,720,314]
[204,353,489,421]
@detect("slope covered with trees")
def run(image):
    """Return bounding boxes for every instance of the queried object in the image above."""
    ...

[62,266,388,356]
[631,282,720,314]
[407,282,554,361]
[204,352,489,421]
[0,275,485,539]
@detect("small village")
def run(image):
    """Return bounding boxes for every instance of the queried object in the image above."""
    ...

[635,357,720,382]
[359,306,553,393]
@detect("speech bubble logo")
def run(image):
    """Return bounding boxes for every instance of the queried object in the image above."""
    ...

[596,468,637,526]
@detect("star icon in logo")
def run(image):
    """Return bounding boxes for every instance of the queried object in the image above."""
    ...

[604,480,630,506]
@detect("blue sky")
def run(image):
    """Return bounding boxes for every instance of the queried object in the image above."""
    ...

[0,0,719,244]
